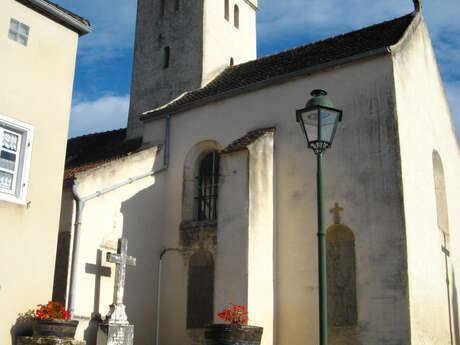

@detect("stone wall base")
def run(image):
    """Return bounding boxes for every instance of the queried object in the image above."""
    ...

[17,336,85,345]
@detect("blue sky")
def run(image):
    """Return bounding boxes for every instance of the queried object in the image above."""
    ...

[56,0,460,140]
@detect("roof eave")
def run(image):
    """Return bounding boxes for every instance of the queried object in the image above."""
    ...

[141,46,391,122]
[16,0,91,36]
[388,11,422,54]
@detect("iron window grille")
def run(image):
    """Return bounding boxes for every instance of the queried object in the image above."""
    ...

[195,151,219,221]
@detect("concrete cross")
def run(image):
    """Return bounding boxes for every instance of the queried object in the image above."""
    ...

[330,202,344,225]
[105,238,136,324]
[85,250,111,315]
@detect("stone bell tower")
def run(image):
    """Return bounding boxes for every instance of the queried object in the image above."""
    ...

[126,0,258,139]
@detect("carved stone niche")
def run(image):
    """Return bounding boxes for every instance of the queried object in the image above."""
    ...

[326,224,358,328]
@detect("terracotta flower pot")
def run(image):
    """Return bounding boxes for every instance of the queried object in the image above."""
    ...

[33,318,79,338]
[205,324,263,345]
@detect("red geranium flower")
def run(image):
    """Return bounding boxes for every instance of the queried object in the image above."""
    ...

[217,303,248,325]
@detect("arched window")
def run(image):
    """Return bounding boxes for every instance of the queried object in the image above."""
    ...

[230,57,234,66]
[163,46,170,69]
[234,5,239,28]
[175,0,180,12]
[224,0,229,20]
[187,250,214,328]
[327,224,357,327]
[196,151,220,221]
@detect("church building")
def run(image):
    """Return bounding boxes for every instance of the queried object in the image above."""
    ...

[57,0,460,344]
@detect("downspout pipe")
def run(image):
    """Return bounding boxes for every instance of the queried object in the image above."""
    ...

[156,247,183,345]
[68,182,84,318]
[67,116,171,318]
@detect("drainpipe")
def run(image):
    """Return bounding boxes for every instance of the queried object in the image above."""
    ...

[156,247,183,345]
[68,182,84,318]
[67,116,171,318]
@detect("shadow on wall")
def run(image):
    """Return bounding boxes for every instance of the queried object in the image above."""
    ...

[120,173,166,345]
[84,249,109,345]
[452,268,459,344]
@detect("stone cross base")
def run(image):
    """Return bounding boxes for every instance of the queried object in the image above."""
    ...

[96,323,134,345]
[17,336,85,345]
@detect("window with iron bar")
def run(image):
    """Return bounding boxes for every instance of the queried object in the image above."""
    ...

[195,151,219,221]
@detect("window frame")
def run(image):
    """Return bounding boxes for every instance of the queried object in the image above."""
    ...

[0,113,34,205]
[8,18,30,47]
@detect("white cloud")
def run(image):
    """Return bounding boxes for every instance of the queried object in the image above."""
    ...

[68,95,130,138]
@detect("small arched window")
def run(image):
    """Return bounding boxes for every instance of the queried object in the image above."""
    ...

[224,0,229,20]
[234,5,239,28]
[230,58,234,66]
[175,0,180,12]
[196,151,219,221]
[163,46,170,69]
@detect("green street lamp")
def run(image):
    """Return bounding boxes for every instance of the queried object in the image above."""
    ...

[296,89,342,345]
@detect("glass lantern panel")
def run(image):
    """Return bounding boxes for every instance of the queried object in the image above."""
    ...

[300,108,320,143]
[319,108,340,144]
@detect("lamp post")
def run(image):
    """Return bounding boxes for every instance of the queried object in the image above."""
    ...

[296,89,343,345]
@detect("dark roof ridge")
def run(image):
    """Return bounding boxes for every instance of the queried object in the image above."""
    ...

[141,11,416,121]
[235,12,414,69]
[68,128,126,142]
[221,127,276,154]
[15,0,91,35]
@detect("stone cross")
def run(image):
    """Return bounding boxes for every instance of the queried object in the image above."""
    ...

[105,238,136,325]
[330,202,344,225]
[86,250,111,315]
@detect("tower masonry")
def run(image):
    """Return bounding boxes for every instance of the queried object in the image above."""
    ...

[127,0,258,139]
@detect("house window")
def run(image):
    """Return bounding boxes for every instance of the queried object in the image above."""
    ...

[234,5,239,28]
[225,0,229,21]
[164,46,170,68]
[0,114,34,204]
[8,18,30,46]
[196,151,219,221]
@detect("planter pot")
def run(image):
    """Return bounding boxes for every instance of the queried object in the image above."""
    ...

[32,318,79,338]
[205,324,263,345]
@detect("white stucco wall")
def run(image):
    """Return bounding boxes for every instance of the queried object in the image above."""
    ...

[216,150,250,310]
[60,147,162,345]
[393,14,460,344]
[142,53,411,345]
[247,132,274,345]
[0,1,79,343]
[202,0,257,84]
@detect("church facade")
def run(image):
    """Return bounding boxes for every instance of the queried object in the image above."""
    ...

[57,1,460,345]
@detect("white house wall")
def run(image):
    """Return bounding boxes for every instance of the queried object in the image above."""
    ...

[60,147,161,344]
[143,53,410,345]
[392,14,460,344]
[0,0,79,343]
